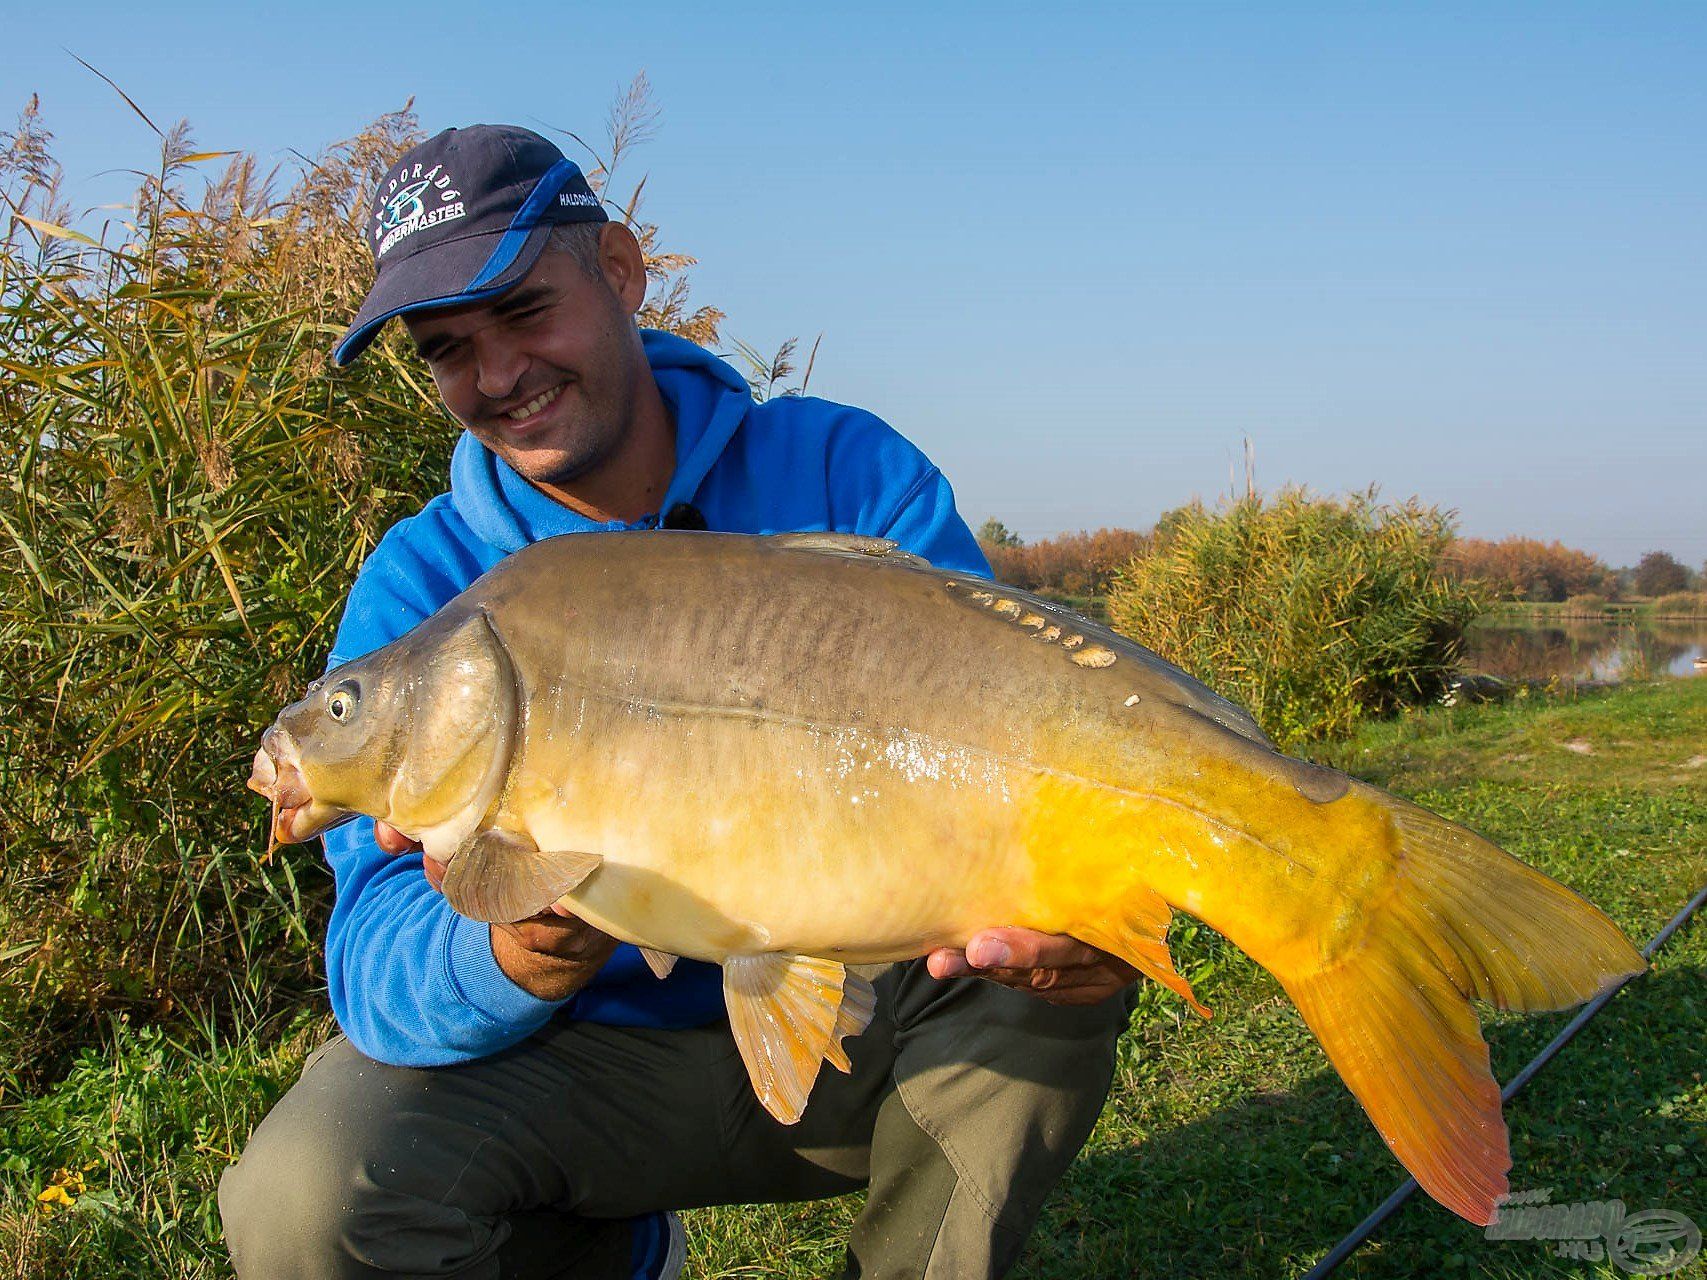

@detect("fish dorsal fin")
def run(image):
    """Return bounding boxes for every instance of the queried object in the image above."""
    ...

[1073,889,1211,1019]
[768,532,930,567]
[723,954,877,1123]
[439,828,602,924]
[639,947,678,979]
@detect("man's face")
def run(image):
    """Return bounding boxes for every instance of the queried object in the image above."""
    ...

[403,237,646,490]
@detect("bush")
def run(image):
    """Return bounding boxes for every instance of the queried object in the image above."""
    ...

[1562,594,1610,617]
[1106,489,1485,749]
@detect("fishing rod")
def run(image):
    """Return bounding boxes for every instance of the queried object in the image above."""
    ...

[1301,881,1707,1280]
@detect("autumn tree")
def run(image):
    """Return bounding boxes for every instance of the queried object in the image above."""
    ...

[1445,537,1612,602]
[1634,550,1689,597]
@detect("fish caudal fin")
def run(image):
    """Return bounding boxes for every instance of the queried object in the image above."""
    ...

[723,954,876,1124]
[1279,802,1646,1226]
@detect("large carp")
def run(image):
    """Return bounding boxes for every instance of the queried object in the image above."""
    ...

[250,531,1644,1226]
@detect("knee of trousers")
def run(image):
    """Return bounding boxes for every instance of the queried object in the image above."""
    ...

[219,1070,503,1278]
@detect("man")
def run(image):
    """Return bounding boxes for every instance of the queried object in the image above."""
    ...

[220,125,1138,1280]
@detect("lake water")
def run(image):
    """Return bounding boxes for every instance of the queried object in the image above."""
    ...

[1462,617,1707,683]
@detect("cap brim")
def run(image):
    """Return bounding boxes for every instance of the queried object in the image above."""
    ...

[332,219,556,367]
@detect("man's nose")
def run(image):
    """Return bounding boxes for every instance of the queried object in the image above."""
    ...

[472,330,528,402]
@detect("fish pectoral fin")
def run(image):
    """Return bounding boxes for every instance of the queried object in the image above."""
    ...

[639,947,678,979]
[767,532,930,568]
[723,954,877,1124]
[1075,889,1211,1019]
[439,829,603,924]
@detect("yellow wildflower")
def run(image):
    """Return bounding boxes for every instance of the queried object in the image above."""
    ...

[35,1167,88,1215]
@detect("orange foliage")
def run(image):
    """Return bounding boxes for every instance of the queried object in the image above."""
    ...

[980,528,1151,598]
[1444,537,1612,602]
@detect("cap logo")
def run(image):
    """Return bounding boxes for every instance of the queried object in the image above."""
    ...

[373,160,466,259]
[559,191,600,208]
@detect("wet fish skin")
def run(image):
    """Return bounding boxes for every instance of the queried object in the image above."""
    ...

[251,530,1645,1226]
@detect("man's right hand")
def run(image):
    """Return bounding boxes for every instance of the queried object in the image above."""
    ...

[375,820,618,1002]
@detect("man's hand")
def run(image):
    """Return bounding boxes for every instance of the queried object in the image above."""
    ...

[926,928,1138,1006]
[375,820,617,1002]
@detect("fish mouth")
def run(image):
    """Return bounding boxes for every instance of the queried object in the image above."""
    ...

[248,726,351,845]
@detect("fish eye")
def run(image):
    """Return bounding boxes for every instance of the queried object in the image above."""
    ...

[326,682,361,723]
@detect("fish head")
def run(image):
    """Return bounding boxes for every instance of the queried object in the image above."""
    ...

[250,606,519,848]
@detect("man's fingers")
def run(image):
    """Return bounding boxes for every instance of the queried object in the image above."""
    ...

[965,928,1102,973]
[926,948,973,979]
[375,821,421,856]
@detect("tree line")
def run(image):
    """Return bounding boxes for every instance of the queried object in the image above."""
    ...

[979,520,1702,606]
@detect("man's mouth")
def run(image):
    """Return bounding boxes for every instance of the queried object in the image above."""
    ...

[502,381,567,426]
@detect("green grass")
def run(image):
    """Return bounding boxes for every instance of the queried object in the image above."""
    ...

[2,682,1702,1278]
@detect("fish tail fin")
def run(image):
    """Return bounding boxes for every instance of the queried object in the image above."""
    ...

[1277,802,1645,1226]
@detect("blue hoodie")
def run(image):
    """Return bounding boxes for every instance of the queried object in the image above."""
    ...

[320,330,990,1067]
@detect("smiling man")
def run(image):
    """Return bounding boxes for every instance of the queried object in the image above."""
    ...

[219,125,1137,1280]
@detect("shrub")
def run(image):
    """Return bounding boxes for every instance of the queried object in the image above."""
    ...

[1562,594,1609,617]
[1106,489,1485,749]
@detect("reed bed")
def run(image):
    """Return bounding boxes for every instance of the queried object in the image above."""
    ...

[1106,489,1486,749]
[0,83,723,1092]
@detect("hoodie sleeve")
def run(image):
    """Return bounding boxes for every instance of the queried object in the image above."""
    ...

[823,408,992,578]
[318,522,567,1066]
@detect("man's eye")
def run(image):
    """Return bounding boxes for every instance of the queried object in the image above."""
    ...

[511,307,548,323]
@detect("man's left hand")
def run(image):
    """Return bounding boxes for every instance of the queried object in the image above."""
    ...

[925,929,1138,1006]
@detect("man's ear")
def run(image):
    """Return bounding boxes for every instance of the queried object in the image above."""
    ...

[598,222,649,315]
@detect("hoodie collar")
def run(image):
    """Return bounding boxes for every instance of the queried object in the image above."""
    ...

[449,329,752,554]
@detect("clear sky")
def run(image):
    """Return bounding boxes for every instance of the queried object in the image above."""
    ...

[9,2,1704,566]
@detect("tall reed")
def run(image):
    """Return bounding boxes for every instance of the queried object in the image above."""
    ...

[0,81,727,1088]
[1107,489,1486,749]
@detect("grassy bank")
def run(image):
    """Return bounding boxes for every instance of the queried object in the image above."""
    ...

[1488,598,1707,622]
[3,680,1702,1278]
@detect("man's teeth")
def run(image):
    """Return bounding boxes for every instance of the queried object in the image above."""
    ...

[506,384,563,422]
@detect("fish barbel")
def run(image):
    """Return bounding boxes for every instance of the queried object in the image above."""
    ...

[249,531,1644,1225]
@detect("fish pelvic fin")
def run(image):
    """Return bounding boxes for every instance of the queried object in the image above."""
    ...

[439,829,603,924]
[1073,888,1210,1019]
[639,947,678,979]
[723,954,877,1124]
[1278,801,1646,1227]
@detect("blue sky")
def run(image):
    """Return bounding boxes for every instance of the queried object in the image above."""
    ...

[9,2,1704,565]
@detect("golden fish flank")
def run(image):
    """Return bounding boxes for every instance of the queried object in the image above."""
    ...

[250,529,1645,1228]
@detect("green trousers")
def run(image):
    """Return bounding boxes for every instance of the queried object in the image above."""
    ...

[219,961,1130,1279]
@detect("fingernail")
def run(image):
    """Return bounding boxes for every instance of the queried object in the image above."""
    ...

[970,940,1010,968]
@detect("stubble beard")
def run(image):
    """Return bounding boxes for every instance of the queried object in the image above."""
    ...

[485,332,642,491]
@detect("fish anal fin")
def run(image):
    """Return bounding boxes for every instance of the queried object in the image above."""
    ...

[639,947,678,979]
[768,532,929,567]
[1076,889,1211,1019]
[723,954,877,1124]
[439,829,602,925]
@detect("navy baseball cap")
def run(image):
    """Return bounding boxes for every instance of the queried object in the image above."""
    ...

[333,125,609,366]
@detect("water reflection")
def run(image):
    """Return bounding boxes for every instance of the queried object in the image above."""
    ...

[1463,618,1707,683]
